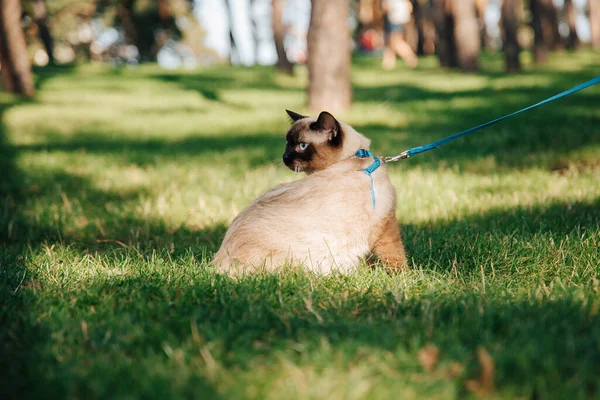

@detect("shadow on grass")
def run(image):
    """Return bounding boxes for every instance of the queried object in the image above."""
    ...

[0,70,223,397]
[1,59,600,398]
[0,95,80,398]
[15,130,285,168]
[12,61,599,173]
[353,69,600,171]
[3,250,598,398]
[2,155,600,397]
[403,198,600,275]
[0,175,225,398]
[2,132,600,395]
[360,113,600,173]
[0,94,37,399]
[153,67,303,93]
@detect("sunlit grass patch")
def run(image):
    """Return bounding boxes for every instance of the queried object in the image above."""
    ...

[1,52,600,399]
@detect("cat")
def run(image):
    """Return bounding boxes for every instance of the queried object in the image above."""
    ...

[212,110,407,275]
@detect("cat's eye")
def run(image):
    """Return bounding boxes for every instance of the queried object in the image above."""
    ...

[298,142,308,151]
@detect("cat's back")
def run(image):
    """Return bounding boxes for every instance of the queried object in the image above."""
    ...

[214,164,396,273]
[248,164,390,217]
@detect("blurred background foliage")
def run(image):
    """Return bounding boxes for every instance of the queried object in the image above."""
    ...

[2,0,599,84]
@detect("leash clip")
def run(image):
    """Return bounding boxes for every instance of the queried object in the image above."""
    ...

[381,151,409,163]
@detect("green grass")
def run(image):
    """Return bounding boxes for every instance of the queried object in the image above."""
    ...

[1,51,600,399]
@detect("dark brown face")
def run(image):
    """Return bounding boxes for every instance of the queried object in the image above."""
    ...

[282,110,344,174]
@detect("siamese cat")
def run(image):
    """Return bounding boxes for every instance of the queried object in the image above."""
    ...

[212,110,407,275]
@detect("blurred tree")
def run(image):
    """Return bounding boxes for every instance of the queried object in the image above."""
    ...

[250,0,258,62]
[432,0,480,71]
[451,0,480,71]
[431,0,457,67]
[115,0,138,48]
[272,0,293,74]
[529,0,547,62]
[501,0,521,71]
[0,0,35,96]
[475,0,489,51]
[223,0,239,64]
[104,0,177,61]
[530,0,561,62]
[419,2,437,54]
[157,0,174,30]
[541,0,560,50]
[564,0,578,50]
[590,0,600,49]
[31,0,54,63]
[307,0,351,112]
[410,0,425,55]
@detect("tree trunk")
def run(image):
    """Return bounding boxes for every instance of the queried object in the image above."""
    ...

[530,0,561,61]
[157,0,174,30]
[451,0,480,71]
[564,0,579,50]
[411,0,425,55]
[0,0,35,97]
[223,0,239,65]
[251,2,259,62]
[540,0,560,50]
[32,0,53,64]
[420,2,437,54]
[589,0,600,49]
[307,0,351,113]
[475,0,489,51]
[501,0,521,71]
[272,0,293,74]
[0,26,15,93]
[117,0,138,47]
[432,0,457,67]
[529,0,547,62]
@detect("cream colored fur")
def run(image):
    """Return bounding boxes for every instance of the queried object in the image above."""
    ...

[213,115,404,275]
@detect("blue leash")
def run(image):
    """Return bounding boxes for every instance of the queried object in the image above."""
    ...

[355,76,600,208]
[380,76,600,163]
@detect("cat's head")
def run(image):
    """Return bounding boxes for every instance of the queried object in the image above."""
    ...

[282,109,370,174]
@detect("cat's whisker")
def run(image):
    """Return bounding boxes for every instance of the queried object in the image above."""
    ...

[267,158,284,167]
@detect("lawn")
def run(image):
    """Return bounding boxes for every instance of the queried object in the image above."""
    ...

[1,52,600,399]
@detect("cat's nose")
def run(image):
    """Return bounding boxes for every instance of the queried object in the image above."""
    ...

[282,153,292,164]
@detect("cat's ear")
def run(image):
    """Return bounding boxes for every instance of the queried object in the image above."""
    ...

[286,109,306,123]
[311,111,340,142]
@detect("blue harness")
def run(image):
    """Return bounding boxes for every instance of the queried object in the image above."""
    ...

[355,149,380,207]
